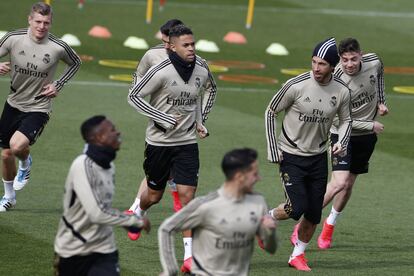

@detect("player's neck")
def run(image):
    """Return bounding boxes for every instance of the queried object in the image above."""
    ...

[223,181,245,200]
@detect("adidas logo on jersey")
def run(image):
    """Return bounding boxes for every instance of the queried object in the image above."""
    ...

[219,218,228,225]
[171,80,178,86]
[19,50,25,56]
[304,97,311,103]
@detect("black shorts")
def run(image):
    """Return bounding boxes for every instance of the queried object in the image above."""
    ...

[0,101,49,148]
[279,151,328,224]
[331,133,377,174]
[55,251,120,276]
[143,143,199,190]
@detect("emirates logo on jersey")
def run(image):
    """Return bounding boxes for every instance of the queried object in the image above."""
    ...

[43,54,51,64]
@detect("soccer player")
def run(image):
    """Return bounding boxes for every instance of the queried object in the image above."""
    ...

[315,38,388,249]
[54,115,150,276]
[127,25,211,273]
[127,19,217,226]
[0,2,81,212]
[265,37,352,271]
[158,148,277,276]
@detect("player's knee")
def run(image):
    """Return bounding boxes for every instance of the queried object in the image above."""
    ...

[331,177,348,193]
[177,192,194,206]
[9,140,26,155]
[147,191,163,204]
[304,212,322,225]
[1,149,14,162]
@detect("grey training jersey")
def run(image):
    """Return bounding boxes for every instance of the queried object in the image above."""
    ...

[128,58,210,146]
[266,71,352,162]
[159,187,277,276]
[130,44,217,123]
[0,28,81,113]
[54,155,143,258]
[332,53,385,136]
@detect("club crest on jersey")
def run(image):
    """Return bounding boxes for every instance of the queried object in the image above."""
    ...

[332,156,338,166]
[43,54,51,64]
[195,77,201,88]
[330,96,337,107]
[369,75,376,85]
[250,212,258,224]
[282,173,290,182]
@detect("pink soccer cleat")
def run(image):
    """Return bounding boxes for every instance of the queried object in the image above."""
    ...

[288,254,311,271]
[318,219,335,249]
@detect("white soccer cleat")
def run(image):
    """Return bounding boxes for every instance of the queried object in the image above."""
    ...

[13,155,32,191]
[0,197,16,212]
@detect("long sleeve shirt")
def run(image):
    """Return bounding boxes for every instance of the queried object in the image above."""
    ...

[130,45,217,124]
[128,58,210,146]
[265,71,352,162]
[54,154,143,258]
[332,53,385,136]
[0,28,81,113]
[159,187,277,276]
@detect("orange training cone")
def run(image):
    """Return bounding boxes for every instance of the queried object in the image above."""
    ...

[223,32,247,44]
[88,25,112,39]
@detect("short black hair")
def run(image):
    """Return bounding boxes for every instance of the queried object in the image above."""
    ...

[338,38,361,55]
[80,115,106,143]
[160,19,184,36]
[221,148,258,180]
[169,24,193,39]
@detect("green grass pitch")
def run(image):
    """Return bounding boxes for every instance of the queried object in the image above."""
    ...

[0,0,413,275]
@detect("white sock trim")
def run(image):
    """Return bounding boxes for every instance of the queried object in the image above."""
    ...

[326,206,342,225]
[291,239,308,257]
[3,179,15,199]
[129,197,140,212]
[183,237,192,259]
[20,155,31,170]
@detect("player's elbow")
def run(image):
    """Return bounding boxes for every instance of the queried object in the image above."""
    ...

[87,210,104,224]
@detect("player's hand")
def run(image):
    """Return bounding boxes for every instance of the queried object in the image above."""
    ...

[261,214,277,229]
[172,114,184,129]
[196,123,209,139]
[0,62,11,75]
[332,142,346,157]
[125,215,151,234]
[373,121,384,134]
[139,216,151,233]
[378,103,388,116]
[40,83,59,98]
[277,150,283,163]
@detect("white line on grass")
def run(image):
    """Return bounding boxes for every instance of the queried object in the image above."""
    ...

[0,78,411,99]
[83,0,414,19]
